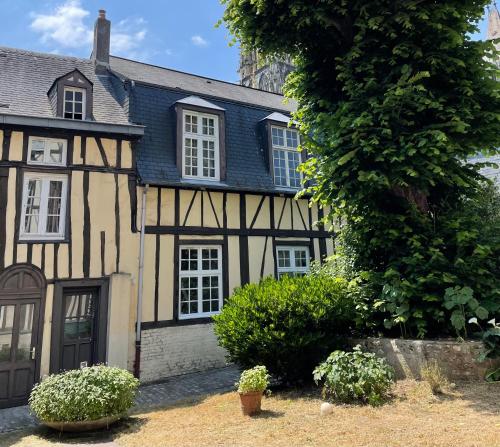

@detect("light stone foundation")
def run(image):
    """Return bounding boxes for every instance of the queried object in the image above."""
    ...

[140,323,228,383]
[351,337,499,381]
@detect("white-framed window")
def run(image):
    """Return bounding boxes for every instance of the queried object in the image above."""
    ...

[272,126,301,188]
[63,87,86,120]
[182,111,220,181]
[276,246,310,278]
[178,246,223,319]
[19,172,68,241]
[27,137,67,167]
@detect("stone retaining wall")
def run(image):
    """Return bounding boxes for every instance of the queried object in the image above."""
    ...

[140,323,228,383]
[351,337,499,381]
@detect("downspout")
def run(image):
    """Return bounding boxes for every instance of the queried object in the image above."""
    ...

[134,183,149,379]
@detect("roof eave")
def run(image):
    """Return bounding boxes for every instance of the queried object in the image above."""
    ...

[0,113,145,137]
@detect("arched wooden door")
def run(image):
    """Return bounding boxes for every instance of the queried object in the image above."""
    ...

[0,264,45,408]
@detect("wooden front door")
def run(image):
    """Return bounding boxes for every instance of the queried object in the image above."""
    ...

[0,265,45,408]
[51,279,108,373]
[61,288,98,370]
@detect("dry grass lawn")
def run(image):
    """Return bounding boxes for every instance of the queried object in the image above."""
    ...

[2,380,499,447]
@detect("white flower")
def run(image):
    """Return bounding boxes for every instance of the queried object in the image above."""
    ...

[468,317,478,324]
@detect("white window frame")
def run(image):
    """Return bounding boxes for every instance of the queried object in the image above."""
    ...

[276,246,310,278]
[271,125,302,189]
[63,86,86,120]
[19,172,68,241]
[182,110,220,181]
[178,245,223,320]
[27,137,67,167]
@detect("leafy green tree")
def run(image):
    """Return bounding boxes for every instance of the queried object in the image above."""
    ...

[221,0,500,337]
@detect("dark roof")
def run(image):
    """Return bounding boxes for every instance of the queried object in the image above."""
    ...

[128,83,298,193]
[0,47,130,125]
[110,56,296,113]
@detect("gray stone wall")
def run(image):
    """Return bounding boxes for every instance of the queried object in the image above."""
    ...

[140,323,228,383]
[351,337,499,381]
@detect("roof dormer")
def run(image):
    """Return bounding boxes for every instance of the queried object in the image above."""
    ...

[47,69,93,121]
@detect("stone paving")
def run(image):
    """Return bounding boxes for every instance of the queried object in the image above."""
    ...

[0,365,240,435]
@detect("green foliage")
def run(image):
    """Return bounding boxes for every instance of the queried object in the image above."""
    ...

[236,366,270,393]
[469,318,500,361]
[220,0,500,339]
[213,274,358,383]
[444,287,488,338]
[29,365,139,422]
[313,346,394,406]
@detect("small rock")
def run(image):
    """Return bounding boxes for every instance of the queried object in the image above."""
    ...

[320,402,334,416]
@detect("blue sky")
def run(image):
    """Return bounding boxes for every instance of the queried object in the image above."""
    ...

[0,0,492,83]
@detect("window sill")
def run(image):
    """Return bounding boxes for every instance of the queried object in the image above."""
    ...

[18,237,68,244]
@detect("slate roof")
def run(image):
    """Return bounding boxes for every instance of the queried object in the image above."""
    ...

[110,56,296,113]
[0,47,130,125]
[126,83,296,192]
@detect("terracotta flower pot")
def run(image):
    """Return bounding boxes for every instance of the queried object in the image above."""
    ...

[239,391,263,416]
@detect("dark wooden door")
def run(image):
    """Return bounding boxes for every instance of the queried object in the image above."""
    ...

[0,265,45,408]
[60,289,99,371]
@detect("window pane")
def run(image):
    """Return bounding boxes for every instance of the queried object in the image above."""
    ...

[46,181,63,233]
[65,101,73,113]
[273,150,287,186]
[16,304,34,361]
[272,127,285,146]
[48,142,63,163]
[65,90,73,100]
[0,305,15,361]
[286,130,298,148]
[278,250,291,268]
[288,151,301,188]
[295,250,308,268]
[30,140,45,162]
[24,179,41,234]
[75,91,83,102]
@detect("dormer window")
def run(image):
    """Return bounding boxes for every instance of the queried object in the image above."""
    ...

[63,87,86,120]
[48,69,93,121]
[183,111,219,180]
[272,126,301,188]
[175,96,226,182]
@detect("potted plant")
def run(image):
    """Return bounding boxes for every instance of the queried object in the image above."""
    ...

[236,365,270,416]
[29,365,139,432]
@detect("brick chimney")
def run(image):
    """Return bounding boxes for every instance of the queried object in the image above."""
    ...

[92,9,111,72]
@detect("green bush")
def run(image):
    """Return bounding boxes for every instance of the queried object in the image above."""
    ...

[213,273,358,383]
[29,365,139,422]
[313,346,394,406]
[236,366,270,393]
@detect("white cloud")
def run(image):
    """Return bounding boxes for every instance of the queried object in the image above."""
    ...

[30,0,92,49]
[191,35,209,47]
[29,0,148,58]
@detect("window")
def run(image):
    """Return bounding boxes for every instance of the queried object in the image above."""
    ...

[28,137,67,166]
[179,246,222,319]
[63,87,86,120]
[182,111,219,180]
[20,173,68,240]
[276,246,310,278]
[272,126,301,188]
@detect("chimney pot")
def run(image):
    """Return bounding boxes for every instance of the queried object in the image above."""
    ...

[99,9,106,19]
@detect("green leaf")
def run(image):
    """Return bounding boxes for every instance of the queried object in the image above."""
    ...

[337,149,358,166]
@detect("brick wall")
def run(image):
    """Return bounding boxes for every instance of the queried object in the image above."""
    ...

[140,323,228,383]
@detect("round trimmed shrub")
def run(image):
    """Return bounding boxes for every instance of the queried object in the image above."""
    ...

[313,346,394,406]
[29,365,139,422]
[213,274,358,383]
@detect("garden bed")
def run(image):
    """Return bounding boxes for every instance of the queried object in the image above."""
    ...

[3,380,499,447]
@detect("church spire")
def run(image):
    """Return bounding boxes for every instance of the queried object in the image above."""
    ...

[487,2,500,49]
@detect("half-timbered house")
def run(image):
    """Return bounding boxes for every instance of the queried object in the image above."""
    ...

[0,10,333,406]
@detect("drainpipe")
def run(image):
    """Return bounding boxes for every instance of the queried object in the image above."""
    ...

[134,183,149,379]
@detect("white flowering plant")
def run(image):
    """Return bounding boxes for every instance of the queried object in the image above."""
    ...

[236,366,270,394]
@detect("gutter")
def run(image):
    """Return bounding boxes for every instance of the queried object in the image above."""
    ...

[0,113,144,137]
[134,183,149,379]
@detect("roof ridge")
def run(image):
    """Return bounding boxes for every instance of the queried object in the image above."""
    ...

[109,54,286,98]
[0,45,91,64]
